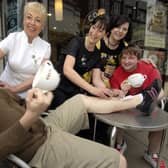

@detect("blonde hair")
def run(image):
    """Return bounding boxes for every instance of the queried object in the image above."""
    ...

[24,2,47,24]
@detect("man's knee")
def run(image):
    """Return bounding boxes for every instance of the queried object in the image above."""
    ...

[73,94,85,99]
[73,94,87,106]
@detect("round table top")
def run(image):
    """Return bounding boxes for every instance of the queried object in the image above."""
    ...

[94,106,168,131]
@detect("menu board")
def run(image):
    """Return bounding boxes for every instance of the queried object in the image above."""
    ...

[143,50,165,75]
[144,4,167,48]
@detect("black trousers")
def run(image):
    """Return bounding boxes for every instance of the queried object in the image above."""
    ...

[77,113,111,146]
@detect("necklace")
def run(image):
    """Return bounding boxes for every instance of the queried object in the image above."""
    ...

[104,37,119,49]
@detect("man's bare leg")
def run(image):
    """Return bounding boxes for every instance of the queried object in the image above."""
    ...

[82,94,142,114]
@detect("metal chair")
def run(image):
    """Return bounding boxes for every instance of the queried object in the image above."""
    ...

[5,112,50,168]
[7,154,30,168]
[159,96,168,111]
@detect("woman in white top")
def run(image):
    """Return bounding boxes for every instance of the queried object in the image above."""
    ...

[0,2,51,98]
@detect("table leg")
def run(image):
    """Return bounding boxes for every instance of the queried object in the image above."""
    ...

[157,129,167,168]
[93,118,97,141]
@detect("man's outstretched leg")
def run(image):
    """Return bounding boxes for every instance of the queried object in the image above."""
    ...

[43,93,144,135]
[43,90,155,135]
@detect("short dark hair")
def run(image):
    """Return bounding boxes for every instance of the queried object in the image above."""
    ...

[121,44,142,59]
[83,10,110,34]
[108,15,132,42]
[91,14,110,32]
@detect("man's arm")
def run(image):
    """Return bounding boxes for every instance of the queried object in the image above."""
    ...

[20,89,53,130]
[0,122,32,160]
[0,89,53,160]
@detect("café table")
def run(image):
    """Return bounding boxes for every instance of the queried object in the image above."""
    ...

[93,106,168,168]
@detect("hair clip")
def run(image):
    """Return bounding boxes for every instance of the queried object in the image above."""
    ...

[97,8,106,16]
[88,11,97,22]
[87,9,106,22]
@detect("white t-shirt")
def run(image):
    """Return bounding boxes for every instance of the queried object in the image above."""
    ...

[0,31,51,98]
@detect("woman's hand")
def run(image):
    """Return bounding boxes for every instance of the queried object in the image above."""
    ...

[141,58,156,68]
[0,80,6,87]
[0,80,17,93]
[0,77,34,94]
[111,89,125,98]
[90,87,115,99]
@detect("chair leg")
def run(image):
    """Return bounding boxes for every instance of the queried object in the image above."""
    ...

[93,118,97,141]
[109,126,117,147]
[7,154,31,168]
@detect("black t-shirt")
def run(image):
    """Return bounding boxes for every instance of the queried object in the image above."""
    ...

[99,39,125,71]
[57,36,102,96]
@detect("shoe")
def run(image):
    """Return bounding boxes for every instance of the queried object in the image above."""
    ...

[136,90,156,116]
[144,152,167,168]
[136,79,161,116]
[115,141,127,154]
[145,79,162,94]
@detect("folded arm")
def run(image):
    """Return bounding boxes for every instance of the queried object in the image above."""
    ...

[0,77,34,94]
[0,58,49,94]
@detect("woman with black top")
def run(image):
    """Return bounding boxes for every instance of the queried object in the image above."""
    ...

[93,15,132,88]
[50,14,114,109]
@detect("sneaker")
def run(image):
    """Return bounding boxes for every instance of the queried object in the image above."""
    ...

[136,79,161,116]
[144,152,167,168]
[115,141,127,154]
[136,90,156,116]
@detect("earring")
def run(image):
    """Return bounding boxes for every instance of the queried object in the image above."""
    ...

[123,40,128,47]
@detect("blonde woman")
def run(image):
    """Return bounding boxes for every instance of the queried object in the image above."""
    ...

[50,14,114,109]
[0,2,51,98]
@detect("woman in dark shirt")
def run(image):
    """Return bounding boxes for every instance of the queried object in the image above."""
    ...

[93,15,132,88]
[50,14,113,109]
